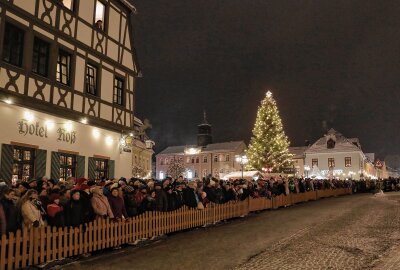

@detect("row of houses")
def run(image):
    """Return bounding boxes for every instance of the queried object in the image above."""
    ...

[156,123,397,180]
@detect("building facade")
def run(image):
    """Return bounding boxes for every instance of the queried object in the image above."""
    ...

[156,114,246,180]
[288,146,308,177]
[304,129,375,180]
[0,0,152,184]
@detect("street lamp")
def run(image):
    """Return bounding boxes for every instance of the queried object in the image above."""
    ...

[304,165,310,178]
[235,155,248,179]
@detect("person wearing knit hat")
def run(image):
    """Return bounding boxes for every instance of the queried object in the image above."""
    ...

[107,185,128,219]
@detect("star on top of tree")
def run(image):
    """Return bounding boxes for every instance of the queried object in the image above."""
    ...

[266,90,273,98]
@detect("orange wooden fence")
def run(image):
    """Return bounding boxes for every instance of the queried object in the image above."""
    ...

[0,188,352,269]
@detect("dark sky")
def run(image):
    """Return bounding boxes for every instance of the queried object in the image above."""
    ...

[132,0,400,157]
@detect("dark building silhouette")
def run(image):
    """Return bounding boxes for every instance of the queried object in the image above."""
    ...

[197,111,212,147]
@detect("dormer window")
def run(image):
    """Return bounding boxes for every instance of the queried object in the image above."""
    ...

[327,138,335,149]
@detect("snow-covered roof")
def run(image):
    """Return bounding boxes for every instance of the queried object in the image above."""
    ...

[305,129,362,154]
[158,141,246,155]
[289,146,308,159]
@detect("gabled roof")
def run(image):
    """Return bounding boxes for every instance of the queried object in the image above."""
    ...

[289,146,308,159]
[158,141,246,155]
[305,129,362,154]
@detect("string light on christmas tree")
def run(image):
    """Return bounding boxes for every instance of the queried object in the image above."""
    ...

[246,89,293,172]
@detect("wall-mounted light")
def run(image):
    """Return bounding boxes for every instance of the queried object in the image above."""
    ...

[93,129,100,139]
[45,120,55,130]
[64,121,73,132]
[23,111,34,122]
[4,98,12,105]
[105,136,113,146]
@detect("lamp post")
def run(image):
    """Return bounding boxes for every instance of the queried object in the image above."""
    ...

[235,155,248,179]
[304,165,310,178]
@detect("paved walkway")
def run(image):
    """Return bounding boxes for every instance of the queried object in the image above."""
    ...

[58,193,400,270]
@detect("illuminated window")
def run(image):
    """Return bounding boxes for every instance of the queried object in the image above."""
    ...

[85,63,98,96]
[94,0,106,30]
[312,159,318,167]
[214,155,218,162]
[114,77,124,106]
[12,146,35,182]
[226,154,230,162]
[328,158,335,168]
[203,156,207,163]
[60,153,76,181]
[94,158,108,179]
[57,50,71,85]
[159,171,164,179]
[345,157,352,167]
[202,169,207,177]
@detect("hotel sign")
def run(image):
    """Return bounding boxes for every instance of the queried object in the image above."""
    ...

[17,119,77,144]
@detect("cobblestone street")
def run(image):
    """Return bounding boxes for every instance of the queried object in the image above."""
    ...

[60,193,400,270]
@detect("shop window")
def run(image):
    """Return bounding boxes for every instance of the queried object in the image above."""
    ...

[57,50,71,85]
[60,153,76,181]
[94,0,106,30]
[32,37,50,77]
[12,146,35,182]
[3,23,24,67]
[113,77,124,106]
[312,159,318,168]
[328,158,335,168]
[85,63,98,96]
[94,158,108,179]
[345,157,352,167]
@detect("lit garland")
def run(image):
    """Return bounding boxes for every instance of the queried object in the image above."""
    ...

[246,91,293,172]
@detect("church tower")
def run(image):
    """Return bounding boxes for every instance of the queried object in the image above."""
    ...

[197,111,213,147]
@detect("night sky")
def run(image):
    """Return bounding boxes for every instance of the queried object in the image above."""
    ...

[132,0,400,159]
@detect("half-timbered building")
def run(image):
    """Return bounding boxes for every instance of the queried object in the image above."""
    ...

[0,0,151,183]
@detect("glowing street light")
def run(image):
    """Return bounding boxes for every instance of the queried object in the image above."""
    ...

[304,165,311,178]
[235,155,248,179]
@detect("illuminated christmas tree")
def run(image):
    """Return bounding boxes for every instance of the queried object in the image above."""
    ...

[246,91,293,172]
[167,157,185,179]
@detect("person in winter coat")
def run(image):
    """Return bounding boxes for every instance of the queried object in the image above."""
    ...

[123,186,138,217]
[91,186,114,219]
[0,186,7,235]
[46,193,65,227]
[78,185,96,223]
[165,185,177,211]
[1,189,20,233]
[143,190,157,211]
[64,190,86,227]
[155,183,168,212]
[183,182,199,208]
[19,189,45,227]
[107,187,128,220]
[203,180,217,203]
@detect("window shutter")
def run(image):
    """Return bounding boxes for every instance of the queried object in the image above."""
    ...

[108,160,115,179]
[35,149,47,179]
[76,155,85,178]
[88,157,96,180]
[0,144,13,185]
[50,151,60,181]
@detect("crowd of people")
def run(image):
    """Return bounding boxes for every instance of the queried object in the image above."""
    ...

[0,175,362,236]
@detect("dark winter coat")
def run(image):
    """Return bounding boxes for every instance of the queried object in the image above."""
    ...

[80,191,95,223]
[203,186,217,203]
[1,198,20,233]
[0,203,6,235]
[155,189,168,212]
[64,198,86,227]
[123,192,138,217]
[107,195,128,219]
[46,203,65,228]
[182,188,198,208]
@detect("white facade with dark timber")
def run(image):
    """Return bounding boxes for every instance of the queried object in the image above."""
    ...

[0,0,150,183]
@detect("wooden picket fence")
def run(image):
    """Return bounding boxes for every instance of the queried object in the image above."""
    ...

[0,188,352,269]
